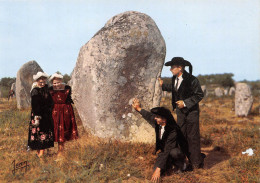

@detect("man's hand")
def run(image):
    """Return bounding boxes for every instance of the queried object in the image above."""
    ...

[176,100,185,109]
[151,167,161,182]
[132,98,142,112]
[158,78,163,87]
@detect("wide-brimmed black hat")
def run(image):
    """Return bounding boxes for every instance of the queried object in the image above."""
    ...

[151,107,173,120]
[165,57,193,74]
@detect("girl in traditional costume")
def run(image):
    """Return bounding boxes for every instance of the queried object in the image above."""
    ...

[28,72,54,157]
[49,73,78,157]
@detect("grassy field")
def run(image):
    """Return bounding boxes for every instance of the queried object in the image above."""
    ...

[0,96,259,183]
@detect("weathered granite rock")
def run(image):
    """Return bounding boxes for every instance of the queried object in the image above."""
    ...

[201,85,208,97]
[10,82,16,97]
[235,83,253,117]
[11,82,16,91]
[16,61,43,109]
[67,80,72,86]
[71,11,166,143]
[229,86,235,96]
[215,87,224,97]
[224,87,229,95]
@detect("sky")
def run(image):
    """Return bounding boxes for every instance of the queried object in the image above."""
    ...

[0,0,259,81]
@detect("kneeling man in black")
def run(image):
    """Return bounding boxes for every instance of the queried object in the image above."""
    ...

[132,98,188,182]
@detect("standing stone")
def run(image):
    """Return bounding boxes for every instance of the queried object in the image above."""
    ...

[11,82,16,97]
[11,82,16,91]
[0,89,2,98]
[229,86,235,96]
[235,83,253,117]
[215,87,224,97]
[224,87,229,95]
[71,11,166,143]
[201,85,208,97]
[16,61,43,109]
[67,80,72,86]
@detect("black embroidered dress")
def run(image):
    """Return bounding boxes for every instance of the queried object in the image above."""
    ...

[27,84,54,150]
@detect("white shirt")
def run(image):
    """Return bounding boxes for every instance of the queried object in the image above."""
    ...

[175,74,183,90]
[175,74,186,107]
[159,125,165,139]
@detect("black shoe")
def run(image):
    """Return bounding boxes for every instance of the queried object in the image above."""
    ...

[201,153,206,159]
[198,162,204,169]
[199,153,206,169]
[184,163,193,172]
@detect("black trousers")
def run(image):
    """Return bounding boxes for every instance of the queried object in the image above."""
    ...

[176,108,202,166]
[156,148,185,172]
[169,148,185,169]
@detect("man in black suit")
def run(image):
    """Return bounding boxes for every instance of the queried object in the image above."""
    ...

[132,98,188,182]
[159,57,205,169]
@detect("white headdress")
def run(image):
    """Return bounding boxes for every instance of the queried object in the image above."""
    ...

[49,73,63,82]
[33,72,49,81]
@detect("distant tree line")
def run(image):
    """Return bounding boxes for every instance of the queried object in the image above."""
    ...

[0,77,16,88]
[0,77,16,98]
[0,72,71,89]
[161,73,235,88]
[0,73,71,98]
[197,73,235,87]
[1,73,258,96]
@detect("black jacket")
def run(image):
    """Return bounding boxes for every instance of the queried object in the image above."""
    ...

[140,109,188,170]
[31,84,53,131]
[162,70,204,113]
